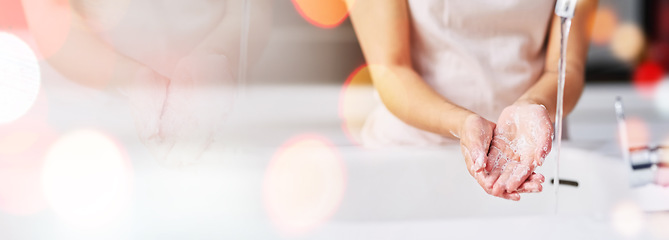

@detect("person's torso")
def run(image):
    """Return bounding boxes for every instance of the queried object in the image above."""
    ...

[407,0,555,120]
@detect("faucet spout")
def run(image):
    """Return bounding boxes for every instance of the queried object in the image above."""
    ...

[616,97,669,187]
[555,0,578,19]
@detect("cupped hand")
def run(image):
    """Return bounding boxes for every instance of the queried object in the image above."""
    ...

[460,114,494,174]
[459,114,544,201]
[125,53,236,167]
[158,53,236,166]
[485,103,553,197]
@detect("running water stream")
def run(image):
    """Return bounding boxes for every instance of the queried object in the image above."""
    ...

[238,0,251,96]
[554,16,572,213]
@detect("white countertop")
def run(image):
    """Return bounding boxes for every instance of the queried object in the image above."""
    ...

[3,64,669,239]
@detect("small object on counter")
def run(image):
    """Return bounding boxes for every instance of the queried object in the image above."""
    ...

[550,178,579,187]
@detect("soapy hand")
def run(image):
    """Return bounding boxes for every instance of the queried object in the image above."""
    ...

[460,114,544,201]
[485,103,553,197]
[124,53,236,167]
[459,114,494,174]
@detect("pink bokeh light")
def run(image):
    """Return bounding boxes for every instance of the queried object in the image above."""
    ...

[263,134,347,236]
[619,116,650,150]
[0,91,55,216]
[21,0,73,60]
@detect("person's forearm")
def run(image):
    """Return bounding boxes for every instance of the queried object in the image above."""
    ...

[48,13,144,91]
[516,70,585,121]
[349,0,475,140]
[516,0,596,121]
[372,65,475,139]
[23,0,148,91]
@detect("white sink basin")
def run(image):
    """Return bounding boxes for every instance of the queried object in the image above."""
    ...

[329,145,630,221]
[6,67,668,239]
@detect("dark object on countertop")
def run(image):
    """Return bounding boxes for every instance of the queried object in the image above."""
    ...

[550,178,579,187]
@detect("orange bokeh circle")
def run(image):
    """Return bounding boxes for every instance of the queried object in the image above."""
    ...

[292,0,354,28]
[589,7,618,45]
[339,64,375,145]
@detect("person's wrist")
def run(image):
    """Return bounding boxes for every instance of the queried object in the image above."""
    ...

[516,97,550,113]
[455,111,481,139]
[514,97,543,106]
[515,96,556,122]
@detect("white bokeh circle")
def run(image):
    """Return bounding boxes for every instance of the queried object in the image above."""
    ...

[42,129,131,229]
[0,32,40,124]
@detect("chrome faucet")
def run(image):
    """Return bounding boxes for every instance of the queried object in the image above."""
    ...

[615,97,668,187]
[555,0,578,19]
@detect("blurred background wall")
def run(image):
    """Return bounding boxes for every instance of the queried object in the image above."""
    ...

[250,0,667,85]
[1,0,666,85]
[249,2,364,85]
